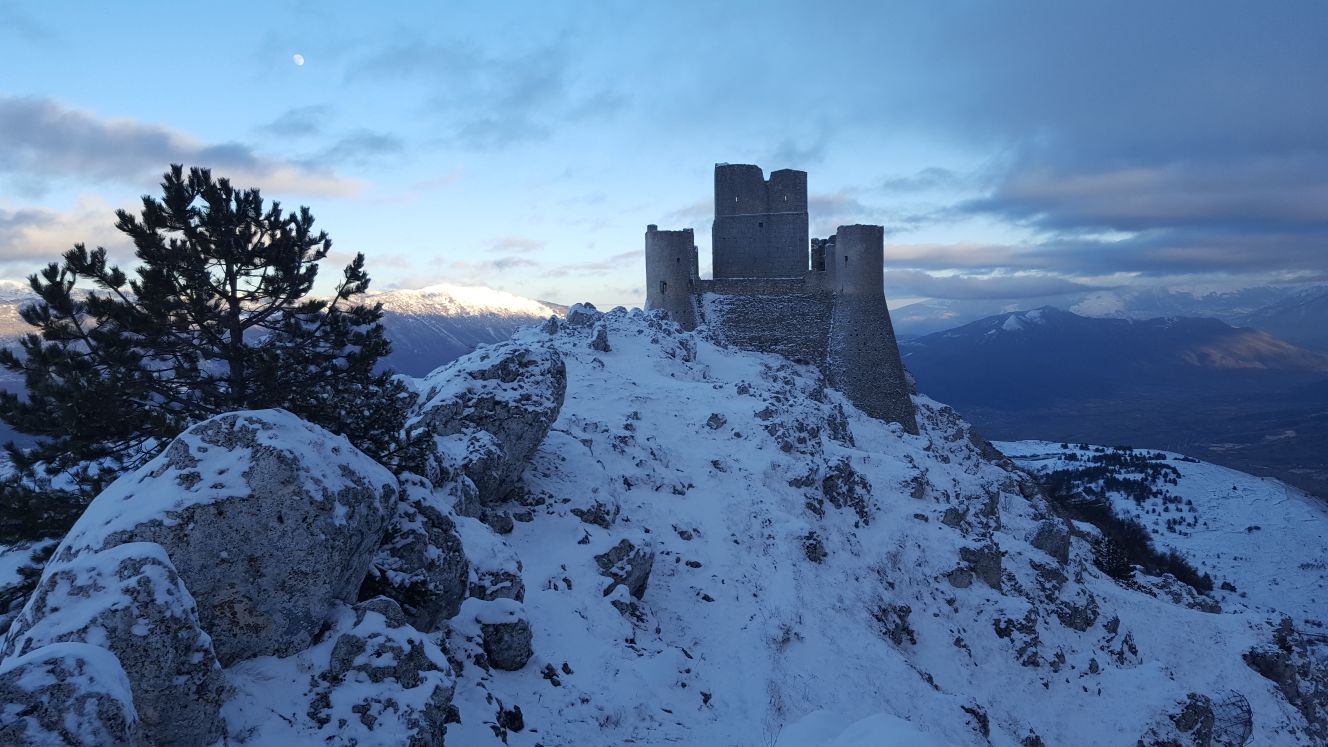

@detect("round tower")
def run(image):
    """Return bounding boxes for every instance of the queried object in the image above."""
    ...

[644,225,698,330]
[831,224,884,297]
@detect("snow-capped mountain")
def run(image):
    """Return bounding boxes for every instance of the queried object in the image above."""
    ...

[891,283,1328,348]
[370,283,565,376]
[902,307,1328,499]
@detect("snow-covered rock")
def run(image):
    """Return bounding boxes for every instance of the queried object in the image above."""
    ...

[0,641,147,746]
[411,341,566,511]
[50,409,399,664]
[2,542,225,746]
[474,598,533,671]
[225,598,455,746]
[361,474,470,632]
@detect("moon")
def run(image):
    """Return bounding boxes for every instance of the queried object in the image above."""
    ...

[292,53,305,66]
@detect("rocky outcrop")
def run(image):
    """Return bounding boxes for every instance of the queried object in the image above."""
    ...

[565,302,602,328]
[310,598,455,747]
[2,542,225,746]
[590,321,612,352]
[0,642,147,746]
[594,539,654,599]
[361,475,469,632]
[475,598,533,671]
[412,341,567,510]
[50,410,399,665]
[1029,520,1071,565]
[1243,618,1328,743]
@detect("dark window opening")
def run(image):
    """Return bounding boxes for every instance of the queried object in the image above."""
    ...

[660,281,667,294]
[758,221,763,228]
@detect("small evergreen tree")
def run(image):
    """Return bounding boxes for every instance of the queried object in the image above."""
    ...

[0,165,412,541]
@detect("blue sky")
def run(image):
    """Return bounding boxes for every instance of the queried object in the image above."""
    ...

[1,1,1325,308]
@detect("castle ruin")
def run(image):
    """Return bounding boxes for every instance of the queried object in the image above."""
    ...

[645,163,918,433]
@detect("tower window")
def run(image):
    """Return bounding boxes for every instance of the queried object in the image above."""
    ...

[660,281,667,294]
[758,222,763,228]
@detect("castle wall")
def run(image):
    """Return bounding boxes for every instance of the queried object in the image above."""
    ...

[697,278,832,368]
[645,225,699,330]
[712,164,809,279]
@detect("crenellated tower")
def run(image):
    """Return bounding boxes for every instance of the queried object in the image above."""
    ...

[711,164,809,279]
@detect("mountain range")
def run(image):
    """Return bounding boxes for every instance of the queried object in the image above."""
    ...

[902,307,1328,499]
[892,283,1328,350]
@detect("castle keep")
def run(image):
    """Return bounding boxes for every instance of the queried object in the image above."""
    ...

[645,163,917,433]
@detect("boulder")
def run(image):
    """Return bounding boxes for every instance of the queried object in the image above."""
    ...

[0,642,147,747]
[51,409,399,665]
[565,302,602,327]
[412,342,566,508]
[594,539,654,599]
[310,598,455,747]
[2,542,224,746]
[1029,520,1071,565]
[475,598,534,671]
[361,475,469,631]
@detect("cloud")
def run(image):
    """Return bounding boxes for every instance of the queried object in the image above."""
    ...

[488,236,546,254]
[0,96,360,197]
[545,251,641,278]
[884,269,1108,301]
[353,36,622,149]
[0,196,133,279]
[259,105,334,138]
[310,130,404,166]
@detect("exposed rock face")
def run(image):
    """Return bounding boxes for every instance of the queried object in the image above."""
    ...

[412,341,567,509]
[311,598,455,747]
[1243,618,1328,743]
[2,542,225,746]
[51,410,399,665]
[0,642,147,747]
[475,599,533,671]
[1138,692,1218,747]
[959,544,1004,591]
[1029,520,1071,565]
[594,539,654,599]
[361,475,469,632]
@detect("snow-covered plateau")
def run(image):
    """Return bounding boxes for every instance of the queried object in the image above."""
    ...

[1,305,1325,746]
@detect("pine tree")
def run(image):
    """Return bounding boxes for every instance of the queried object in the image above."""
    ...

[0,165,412,541]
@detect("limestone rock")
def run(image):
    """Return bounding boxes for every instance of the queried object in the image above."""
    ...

[51,409,399,665]
[0,642,147,747]
[565,301,602,327]
[594,539,654,599]
[476,598,534,671]
[590,321,612,352]
[2,542,224,746]
[361,475,470,632]
[312,598,455,747]
[413,341,567,508]
[1029,520,1071,565]
[959,544,1004,591]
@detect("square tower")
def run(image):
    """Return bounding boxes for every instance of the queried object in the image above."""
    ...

[711,164,809,279]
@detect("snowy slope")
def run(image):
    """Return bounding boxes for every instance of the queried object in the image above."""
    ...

[996,441,1328,626]
[349,309,1321,746]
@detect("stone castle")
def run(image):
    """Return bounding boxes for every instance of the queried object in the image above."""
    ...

[644,163,917,433]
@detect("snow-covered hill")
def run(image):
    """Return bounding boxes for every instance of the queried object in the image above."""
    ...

[997,441,1328,625]
[4,306,1326,746]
